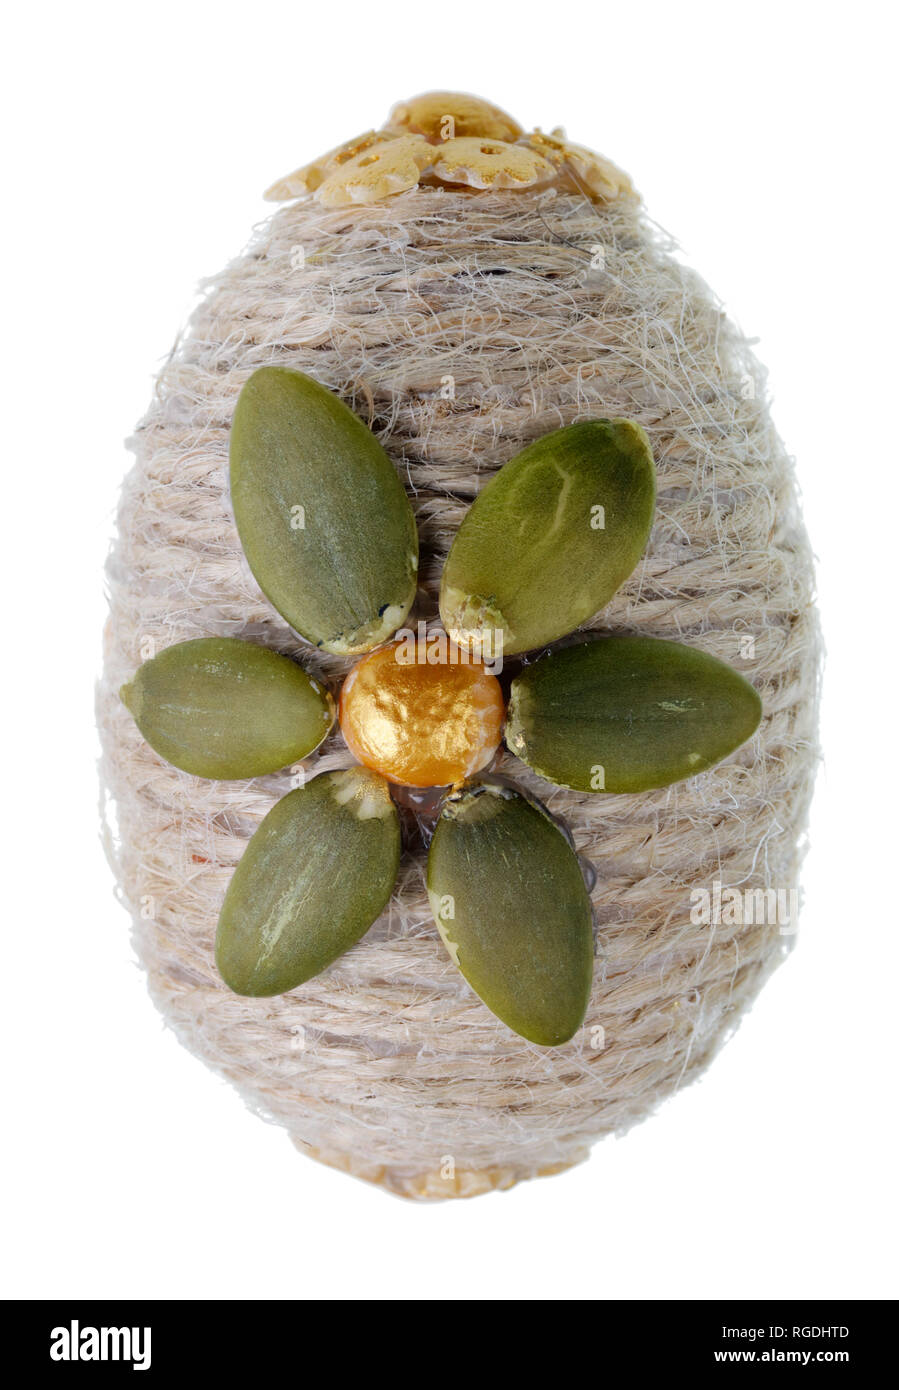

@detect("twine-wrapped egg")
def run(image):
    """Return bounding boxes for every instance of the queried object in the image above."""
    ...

[99,93,819,1200]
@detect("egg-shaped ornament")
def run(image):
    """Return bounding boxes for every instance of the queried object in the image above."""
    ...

[99,92,819,1200]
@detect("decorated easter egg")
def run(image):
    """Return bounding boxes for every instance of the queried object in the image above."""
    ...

[100,92,818,1200]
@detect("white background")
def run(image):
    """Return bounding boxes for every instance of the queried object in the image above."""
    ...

[2,0,896,1301]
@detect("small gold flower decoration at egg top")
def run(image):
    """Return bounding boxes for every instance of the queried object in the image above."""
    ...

[120,367,762,1047]
[264,91,635,206]
[263,130,399,200]
[388,90,524,144]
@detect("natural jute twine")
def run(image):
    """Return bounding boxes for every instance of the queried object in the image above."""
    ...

[98,186,820,1200]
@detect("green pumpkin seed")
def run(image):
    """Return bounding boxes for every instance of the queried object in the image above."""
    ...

[230,366,418,654]
[426,781,594,1046]
[216,767,400,996]
[439,419,655,657]
[120,637,333,779]
[507,636,762,793]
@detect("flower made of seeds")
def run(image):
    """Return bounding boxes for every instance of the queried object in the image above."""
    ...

[121,367,761,1047]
